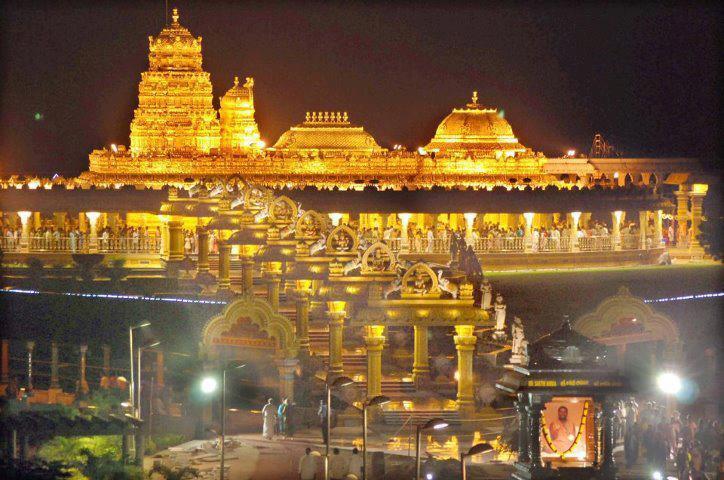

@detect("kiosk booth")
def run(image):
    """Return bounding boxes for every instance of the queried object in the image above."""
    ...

[497,317,632,480]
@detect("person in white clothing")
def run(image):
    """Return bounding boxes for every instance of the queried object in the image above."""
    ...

[347,447,363,479]
[298,447,318,480]
[261,398,276,440]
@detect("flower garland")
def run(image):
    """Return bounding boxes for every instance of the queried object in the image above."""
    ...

[540,400,589,459]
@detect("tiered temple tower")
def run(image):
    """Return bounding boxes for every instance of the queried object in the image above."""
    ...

[129,8,221,156]
[219,76,262,152]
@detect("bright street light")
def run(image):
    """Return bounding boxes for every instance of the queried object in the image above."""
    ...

[657,372,682,395]
[415,418,449,480]
[200,376,219,394]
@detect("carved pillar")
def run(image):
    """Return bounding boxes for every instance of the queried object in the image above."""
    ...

[277,358,299,402]
[26,341,34,390]
[50,342,60,389]
[102,344,111,377]
[412,326,430,383]
[638,210,649,249]
[527,402,545,469]
[364,325,385,399]
[240,255,255,294]
[156,350,164,387]
[611,211,623,251]
[523,212,534,251]
[217,242,231,292]
[168,220,185,261]
[653,209,663,247]
[516,394,530,464]
[264,265,282,312]
[86,211,100,252]
[1,339,9,383]
[79,344,89,394]
[454,325,476,408]
[569,211,581,251]
[463,213,477,241]
[18,211,31,251]
[601,401,616,478]
[689,186,707,250]
[398,213,411,251]
[326,301,346,376]
[196,226,210,273]
[294,284,311,354]
[675,185,690,246]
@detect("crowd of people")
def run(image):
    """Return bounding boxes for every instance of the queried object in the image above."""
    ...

[621,400,722,479]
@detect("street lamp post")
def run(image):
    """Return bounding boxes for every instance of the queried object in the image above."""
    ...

[460,443,493,480]
[362,395,390,480]
[128,321,150,416]
[415,418,449,480]
[200,362,246,480]
[325,375,354,480]
[136,341,161,420]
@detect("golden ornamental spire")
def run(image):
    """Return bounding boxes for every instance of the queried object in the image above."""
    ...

[233,76,239,87]
[172,7,179,24]
[472,91,479,105]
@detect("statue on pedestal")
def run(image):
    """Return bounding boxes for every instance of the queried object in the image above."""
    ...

[493,293,506,340]
[510,317,529,365]
[481,280,493,309]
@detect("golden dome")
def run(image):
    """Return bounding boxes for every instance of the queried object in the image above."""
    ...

[220,77,262,152]
[273,112,383,154]
[424,91,527,155]
[148,8,203,72]
[221,76,254,108]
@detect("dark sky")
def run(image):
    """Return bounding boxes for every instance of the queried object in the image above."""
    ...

[0,1,721,176]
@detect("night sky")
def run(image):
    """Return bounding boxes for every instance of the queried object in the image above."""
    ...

[0,1,720,176]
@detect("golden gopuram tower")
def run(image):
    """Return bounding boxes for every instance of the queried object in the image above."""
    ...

[130,8,220,155]
[219,76,262,152]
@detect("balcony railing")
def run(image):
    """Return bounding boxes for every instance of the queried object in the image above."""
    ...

[1,235,161,254]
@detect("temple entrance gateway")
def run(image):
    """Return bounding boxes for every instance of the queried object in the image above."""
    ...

[201,295,299,401]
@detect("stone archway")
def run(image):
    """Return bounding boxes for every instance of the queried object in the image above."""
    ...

[202,295,299,400]
[574,286,681,371]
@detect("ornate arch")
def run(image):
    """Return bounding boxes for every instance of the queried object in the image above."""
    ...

[361,241,395,273]
[295,210,328,240]
[401,262,441,298]
[326,224,359,254]
[574,286,680,345]
[202,295,298,358]
[268,195,299,225]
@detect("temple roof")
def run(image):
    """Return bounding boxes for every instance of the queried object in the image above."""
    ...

[424,92,528,154]
[527,316,611,371]
[272,112,383,154]
[221,76,254,106]
[148,8,203,72]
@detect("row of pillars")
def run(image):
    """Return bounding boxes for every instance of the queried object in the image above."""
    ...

[0,340,164,396]
[674,184,708,249]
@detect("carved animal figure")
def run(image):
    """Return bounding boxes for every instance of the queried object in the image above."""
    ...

[383,275,403,299]
[343,253,362,275]
[309,235,327,255]
[437,270,459,299]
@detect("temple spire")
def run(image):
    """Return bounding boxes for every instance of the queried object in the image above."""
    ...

[172,7,179,24]
[472,90,479,105]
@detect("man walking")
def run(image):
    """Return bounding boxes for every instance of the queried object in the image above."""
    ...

[299,447,318,480]
[318,399,328,444]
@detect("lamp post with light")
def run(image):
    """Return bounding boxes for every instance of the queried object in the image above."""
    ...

[362,395,390,480]
[128,322,150,415]
[324,375,354,480]
[200,362,246,480]
[415,418,449,480]
[136,340,161,420]
[460,443,493,480]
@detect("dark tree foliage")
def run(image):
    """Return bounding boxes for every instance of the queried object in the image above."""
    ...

[699,216,723,260]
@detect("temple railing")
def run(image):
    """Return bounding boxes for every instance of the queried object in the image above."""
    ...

[473,237,525,253]
[1,236,161,254]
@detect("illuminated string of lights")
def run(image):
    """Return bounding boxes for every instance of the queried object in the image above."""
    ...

[541,400,589,459]
[643,292,724,303]
[1,288,227,305]
[1,288,721,306]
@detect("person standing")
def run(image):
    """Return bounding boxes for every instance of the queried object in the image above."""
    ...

[347,447,363,479]
[298,447,318,480]
[277,397,288,438]
[262,398,276,440]
[318,399,328,444]
[329,448,347,480]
